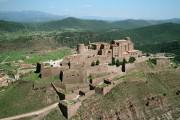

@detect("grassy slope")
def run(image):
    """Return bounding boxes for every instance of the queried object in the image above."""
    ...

[0,48,71,76]
[0,48,71,64]
[42,109,66,120]
[0,80,57,118]
[0,47,71,118]
[71,62,180,120]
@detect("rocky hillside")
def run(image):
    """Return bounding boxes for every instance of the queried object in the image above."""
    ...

[42,59,180,120]
[72,60,180,120]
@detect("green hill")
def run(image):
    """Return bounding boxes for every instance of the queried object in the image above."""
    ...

[0,21,180,62]
[0,18,161,32]
[112,19,154,29]
[128,23,180,45]
[1,22,180,50]
[38,17,114,31]
[0,20,26,32]
[38,18,157,31]
[1,18,180,32]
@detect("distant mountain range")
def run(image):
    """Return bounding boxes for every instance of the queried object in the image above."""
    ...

[0,11,66,22]
[0,11,180,26]
[1,11,180,32]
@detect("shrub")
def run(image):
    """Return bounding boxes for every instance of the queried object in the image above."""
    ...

[96,60,100,65]
[149,58,157,65]
[91,61,96,66]
[146,53,150,57]
[129,57,136,63]
[112,57,116,65]
[116,59,121,67]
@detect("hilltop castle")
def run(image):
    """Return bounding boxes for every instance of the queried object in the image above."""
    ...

[38,37,142,90]
[77,37,142,59]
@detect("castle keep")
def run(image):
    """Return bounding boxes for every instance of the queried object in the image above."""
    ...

[77,37,142,59]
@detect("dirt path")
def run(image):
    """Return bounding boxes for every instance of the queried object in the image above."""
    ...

[0,102,59,120]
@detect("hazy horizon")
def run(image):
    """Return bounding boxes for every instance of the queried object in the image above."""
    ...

[0,0,180,20]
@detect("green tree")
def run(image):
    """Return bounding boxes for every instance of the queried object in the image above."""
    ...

[129,57,136,63]
[116,59,121,67]
[147,53,151,57]
[122,58,126,72]
[112,57,116,65]
[96,60,100,65]
[89,74,93,83]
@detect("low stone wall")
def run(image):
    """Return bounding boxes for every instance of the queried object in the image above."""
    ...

[57,92,78,100]
[79,90,95,101]
[59,101,81,119]
[90,77,104,85]
[41,67,62,78]
[64,83,89,91]
[95,84,114,95]
[0,74,10,87]
[65,93,77,100]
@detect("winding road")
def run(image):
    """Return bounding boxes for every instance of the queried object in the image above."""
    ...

[0,102,59,120]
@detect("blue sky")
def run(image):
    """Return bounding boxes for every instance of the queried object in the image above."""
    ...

[0,0,180,19]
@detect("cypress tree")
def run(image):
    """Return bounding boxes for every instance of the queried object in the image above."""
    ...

[122,58,126,72]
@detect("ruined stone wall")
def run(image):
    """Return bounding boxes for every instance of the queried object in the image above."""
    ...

[95,85,114,95]
[102,85,114,95]
[62,55,85,65]
[87,56,111,66]
[59,101,82,119]
[41,67,62,78]
[85,49,98,56]
[87,65,109,76]
[63,69,87,84]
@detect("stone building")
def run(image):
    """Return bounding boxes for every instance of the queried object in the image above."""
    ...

[77,37,142,59]
[37,37,141,91]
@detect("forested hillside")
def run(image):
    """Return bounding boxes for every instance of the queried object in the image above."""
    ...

[0,19,180,62]
[0,20,26,32]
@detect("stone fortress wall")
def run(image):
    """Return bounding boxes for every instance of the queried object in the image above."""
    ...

[39,37,142,92]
